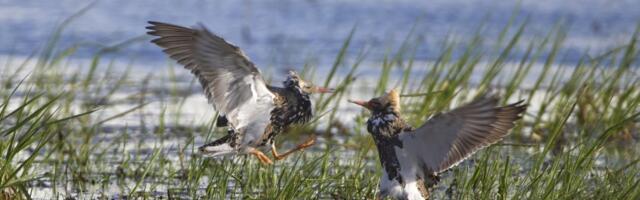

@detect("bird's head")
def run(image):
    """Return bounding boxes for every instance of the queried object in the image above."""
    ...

[349,89,401,115]
[284,70,334,94]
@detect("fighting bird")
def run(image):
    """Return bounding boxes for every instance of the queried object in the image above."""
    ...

[146,21,333,164]
[349,90,526,200]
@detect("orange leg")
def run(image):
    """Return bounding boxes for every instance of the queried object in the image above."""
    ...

[249,148,273,165]
[271,136,317,160]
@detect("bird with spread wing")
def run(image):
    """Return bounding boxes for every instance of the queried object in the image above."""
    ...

[146,21,333,164]
[349,90,526,200]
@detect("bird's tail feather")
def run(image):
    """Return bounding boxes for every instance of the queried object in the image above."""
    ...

[198,130,237,157]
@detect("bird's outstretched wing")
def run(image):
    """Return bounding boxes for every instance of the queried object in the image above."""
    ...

[399,95,526,173]
[147,21,275,143]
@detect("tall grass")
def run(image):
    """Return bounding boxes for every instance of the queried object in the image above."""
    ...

[0,12,639,200]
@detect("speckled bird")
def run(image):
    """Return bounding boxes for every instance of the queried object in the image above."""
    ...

[146,21,333,164]
[349,90,526,200]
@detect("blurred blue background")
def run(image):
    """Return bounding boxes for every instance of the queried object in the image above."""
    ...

[1,0,638,69]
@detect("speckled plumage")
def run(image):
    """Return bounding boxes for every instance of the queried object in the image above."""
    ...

[201,73,315,149]
[367,111,413,187]
[146,21,329,162]
[352,91,526,200]
[198,74,316,154]
[259,84,314,146]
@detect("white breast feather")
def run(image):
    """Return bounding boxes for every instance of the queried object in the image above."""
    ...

[376,139,427,200]
[233,80,275,147]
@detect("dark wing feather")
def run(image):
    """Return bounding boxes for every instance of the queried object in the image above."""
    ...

[399,95,526,173]
[146,21,275,130]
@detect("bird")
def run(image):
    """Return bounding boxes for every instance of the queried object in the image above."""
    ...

[348,89,526,200]
[146,21,334,164]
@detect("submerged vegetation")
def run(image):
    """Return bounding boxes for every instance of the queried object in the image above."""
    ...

[0,12,639,200]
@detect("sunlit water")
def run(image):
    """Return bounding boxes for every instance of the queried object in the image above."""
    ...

[1,0,639,68]
[3,57,635,199]
[1,0,639,198]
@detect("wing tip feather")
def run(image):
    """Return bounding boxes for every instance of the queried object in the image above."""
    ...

[426,97,528,172]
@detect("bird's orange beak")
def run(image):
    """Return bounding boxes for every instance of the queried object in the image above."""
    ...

[313,86,334,93]
[348,99,372,110]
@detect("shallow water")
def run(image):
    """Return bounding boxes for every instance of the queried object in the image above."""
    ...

[1,60,633,199]
[1,1,639,198]
[1,0,639,69]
